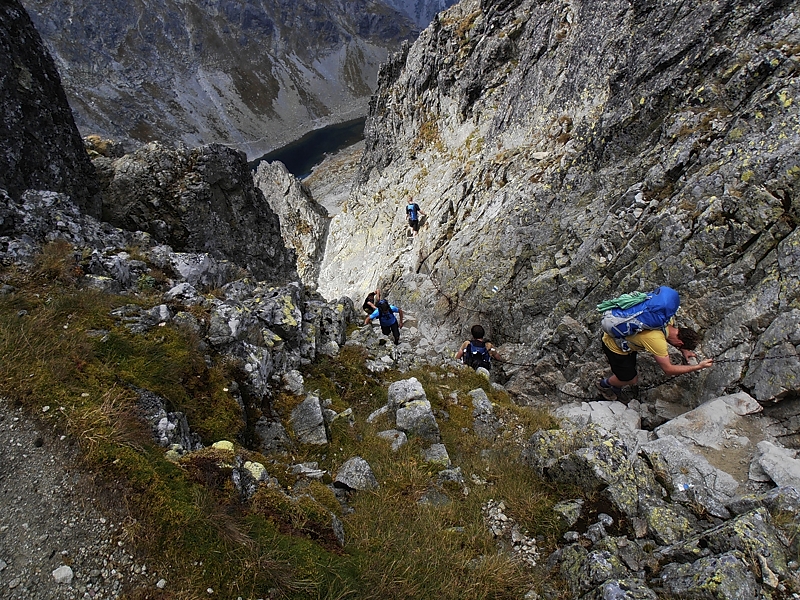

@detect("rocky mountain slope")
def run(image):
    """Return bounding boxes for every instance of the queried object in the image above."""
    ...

[0,0,99,216]
[2,0,800,597]
[318,0,800,411]
[20,0,422,159]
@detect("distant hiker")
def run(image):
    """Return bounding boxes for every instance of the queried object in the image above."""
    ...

[596,323,713,401]
[364,299,404,345]
[456,325,501,371]
[405,198,426,237]
[362,288,381,314]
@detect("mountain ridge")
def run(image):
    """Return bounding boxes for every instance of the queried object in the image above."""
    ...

[20,0,449,159]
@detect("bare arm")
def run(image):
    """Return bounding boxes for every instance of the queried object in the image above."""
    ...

[397,309,404,328]
[654,355,713,376]
[455,341,469,360]
[486,342,501,361]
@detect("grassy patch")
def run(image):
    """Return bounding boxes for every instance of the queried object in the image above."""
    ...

[1,242,572,598]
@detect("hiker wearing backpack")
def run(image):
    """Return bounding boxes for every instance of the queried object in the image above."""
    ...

[405,198,426,237]
[595,286,713,401]
[364,299,404,345]
[455,325,500,372]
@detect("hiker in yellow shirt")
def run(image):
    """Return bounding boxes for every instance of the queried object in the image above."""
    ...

[595,324,714,401]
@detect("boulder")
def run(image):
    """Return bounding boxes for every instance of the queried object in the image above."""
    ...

[334,457,378,491]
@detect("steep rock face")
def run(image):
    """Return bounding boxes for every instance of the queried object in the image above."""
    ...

[20,0,420,160]
[95,141,297,283]
[0,0,99,215]
[318,0,800,406]
[253,161,329,287]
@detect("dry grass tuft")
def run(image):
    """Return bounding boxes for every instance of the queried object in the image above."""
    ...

[65,385,146,459]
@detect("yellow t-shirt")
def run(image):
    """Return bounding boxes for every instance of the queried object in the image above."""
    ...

[602,330,668,357]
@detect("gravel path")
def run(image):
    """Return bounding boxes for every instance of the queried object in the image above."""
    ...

[0,399,157,599]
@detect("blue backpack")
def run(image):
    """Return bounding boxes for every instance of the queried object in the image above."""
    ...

[464,340,491,370]
[406,203,419,220]
[377,300,396,326]
[599,286,680,340]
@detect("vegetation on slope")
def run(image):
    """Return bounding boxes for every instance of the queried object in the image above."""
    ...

[0,241,577,599]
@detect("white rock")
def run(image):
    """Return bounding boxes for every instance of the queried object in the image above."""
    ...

[52,565,74,584]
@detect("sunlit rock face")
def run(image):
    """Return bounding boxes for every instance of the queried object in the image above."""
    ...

[20,0,426,160]
[318,0,800,405]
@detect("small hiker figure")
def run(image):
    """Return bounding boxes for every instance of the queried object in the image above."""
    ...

[405,198,426,237]
[595,286,713,402]
[456,325,501,373]
[362,288,381,315]
[364,299,404,345]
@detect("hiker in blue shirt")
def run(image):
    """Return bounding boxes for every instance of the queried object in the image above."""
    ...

[405,198,426,237]
[364,299,404,345]
[456,325,501,371]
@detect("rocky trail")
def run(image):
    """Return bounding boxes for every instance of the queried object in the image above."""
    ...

[0,399,156,599]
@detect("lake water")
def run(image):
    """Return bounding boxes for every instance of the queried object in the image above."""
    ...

[250,117,365,179]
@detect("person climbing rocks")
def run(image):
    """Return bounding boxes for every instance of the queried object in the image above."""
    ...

[456,325,501,371]
[364,298,404,345]
[596,323,714,402]
[362,288,381,315]
[405,198,426,237]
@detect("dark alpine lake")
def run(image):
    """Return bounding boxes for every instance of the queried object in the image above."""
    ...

[250,117,365,179]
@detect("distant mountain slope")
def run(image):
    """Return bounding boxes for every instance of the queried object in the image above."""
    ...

[382,0,457,28]
[20,0,419,159]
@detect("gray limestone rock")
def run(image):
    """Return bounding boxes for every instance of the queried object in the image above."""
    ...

[253,161,329,286]
[421,443,450,467]
[640,435,739,519]
[582,579,657,600]
[316,0,800,411]
[395,399,441,443]
[377,429,407,451]
[334,457,379,491]
[750,440,800,488]
[387,377,427,409]
[254,417,292,454]
[469,388,501,440]
[282,370,306,396]
[658,552,759,600]
[290,395,328,446]
[136,389,203,453]
[97,142,297,283]
[552,499,584,529]
[655,392,762,451]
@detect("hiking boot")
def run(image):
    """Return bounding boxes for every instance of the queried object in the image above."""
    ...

[595,378,622,401]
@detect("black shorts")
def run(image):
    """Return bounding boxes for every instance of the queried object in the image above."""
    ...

[602,341,638,382]
[408,219,419,231]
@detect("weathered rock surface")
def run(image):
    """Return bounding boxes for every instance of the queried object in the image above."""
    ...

[523,419,800,598]
[0,189,356,435]
[253,161,329,286]
[317,0,800,411]
[0,0,99,214]
[94,141,297,283]
[334,456,379,491]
